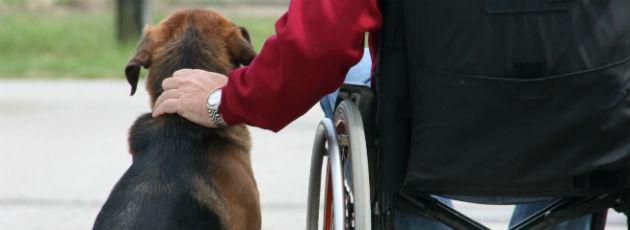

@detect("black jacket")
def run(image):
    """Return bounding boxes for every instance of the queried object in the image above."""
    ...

[376,0,630,196]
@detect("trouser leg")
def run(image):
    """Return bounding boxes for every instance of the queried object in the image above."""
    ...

[394,196,453,230]
[509,200,593,230]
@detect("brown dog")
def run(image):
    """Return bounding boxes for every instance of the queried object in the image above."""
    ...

[93,9,260,230]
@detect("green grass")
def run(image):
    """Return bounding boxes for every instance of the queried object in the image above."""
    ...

[0,0,27,6]
[0,10,277,79]
[231,17,277,51]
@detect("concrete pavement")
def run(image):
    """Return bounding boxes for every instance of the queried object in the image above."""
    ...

[0,79,626,229]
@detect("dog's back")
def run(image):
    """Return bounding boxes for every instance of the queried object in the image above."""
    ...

[94,9,259,230]
[94,115,229,229]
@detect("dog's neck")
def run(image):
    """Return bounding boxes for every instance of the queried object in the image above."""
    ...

[146,25,237,104]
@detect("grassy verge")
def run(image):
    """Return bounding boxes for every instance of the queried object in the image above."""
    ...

[0,10,277,79]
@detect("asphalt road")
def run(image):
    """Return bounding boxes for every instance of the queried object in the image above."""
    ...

[0,80,626,229]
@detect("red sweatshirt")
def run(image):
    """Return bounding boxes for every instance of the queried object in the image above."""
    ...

[220,0,382,131]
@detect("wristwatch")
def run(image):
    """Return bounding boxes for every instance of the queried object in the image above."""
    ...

[207,88,226,127]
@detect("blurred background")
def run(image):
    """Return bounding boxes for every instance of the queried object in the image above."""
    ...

[0,0,285,79]
[0,0,627,229]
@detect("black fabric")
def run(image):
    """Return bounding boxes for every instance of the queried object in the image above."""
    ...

[377,0,630,196]
[375,0,412,191]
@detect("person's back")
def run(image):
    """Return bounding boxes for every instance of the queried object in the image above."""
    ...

[377,0,630,196]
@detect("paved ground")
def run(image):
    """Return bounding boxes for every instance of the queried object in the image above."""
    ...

[0,80,626,229]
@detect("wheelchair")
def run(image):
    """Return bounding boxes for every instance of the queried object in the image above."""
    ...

[305,84,630,230]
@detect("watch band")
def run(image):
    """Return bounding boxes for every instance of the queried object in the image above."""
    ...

[207,88,226,127]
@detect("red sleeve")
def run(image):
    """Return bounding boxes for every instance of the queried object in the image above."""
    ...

[220,0,382,132]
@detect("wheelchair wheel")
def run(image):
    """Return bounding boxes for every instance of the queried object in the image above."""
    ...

[306,100,371,230]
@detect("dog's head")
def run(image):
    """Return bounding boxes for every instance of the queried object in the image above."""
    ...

[124,9,256,101]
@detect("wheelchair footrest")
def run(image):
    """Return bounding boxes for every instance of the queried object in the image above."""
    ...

[397,193,491,230]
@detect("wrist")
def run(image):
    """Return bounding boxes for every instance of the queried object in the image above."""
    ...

[206,88,227,127]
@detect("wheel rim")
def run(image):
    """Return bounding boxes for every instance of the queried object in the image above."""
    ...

[324,166,334,230]
[337,116,356,229]
[310,100,370,230]
[333,100,371,230]
[323,152,356,230]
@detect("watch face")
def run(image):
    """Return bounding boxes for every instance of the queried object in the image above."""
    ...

[208,90,222,106]
[206,90,225,126]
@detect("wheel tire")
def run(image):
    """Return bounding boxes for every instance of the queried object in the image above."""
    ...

[333,100,372,230]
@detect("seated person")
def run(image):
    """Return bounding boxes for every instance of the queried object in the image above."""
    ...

[320,48,594,230]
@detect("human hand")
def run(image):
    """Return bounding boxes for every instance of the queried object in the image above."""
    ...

[152,69,228,127]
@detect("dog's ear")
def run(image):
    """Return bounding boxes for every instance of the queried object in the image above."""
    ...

[239,26,252,44]
[228,26,257,66]
[125,34,153,96]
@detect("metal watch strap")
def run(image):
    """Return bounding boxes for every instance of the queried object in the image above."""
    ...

[207,89,226,127]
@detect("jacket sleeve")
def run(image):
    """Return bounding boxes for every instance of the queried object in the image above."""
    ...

[220,0,382,132]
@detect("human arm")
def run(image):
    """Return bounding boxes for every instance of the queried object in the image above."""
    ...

[153,0,382,131]
[220,0,381,131]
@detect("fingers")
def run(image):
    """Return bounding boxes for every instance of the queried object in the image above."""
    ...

[152,98,181,118]
[153,89,181,117]
[164,69,207,90]
[153,68,228,122]
[162,77,183,90]
[172,68,198,78]
[172,69,210,81]
[153,89,180,111]
[164,69,229,90]
[163,69,196,89]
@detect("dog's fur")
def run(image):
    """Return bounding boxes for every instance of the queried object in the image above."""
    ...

[93,9,260,230]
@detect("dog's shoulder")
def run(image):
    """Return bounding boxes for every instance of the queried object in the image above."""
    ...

[127,113,251,155]
[128,113,202,154]
[127,113,166,155]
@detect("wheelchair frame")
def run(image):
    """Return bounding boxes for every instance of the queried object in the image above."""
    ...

[306,86,630,230]
[307,100,372,230]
